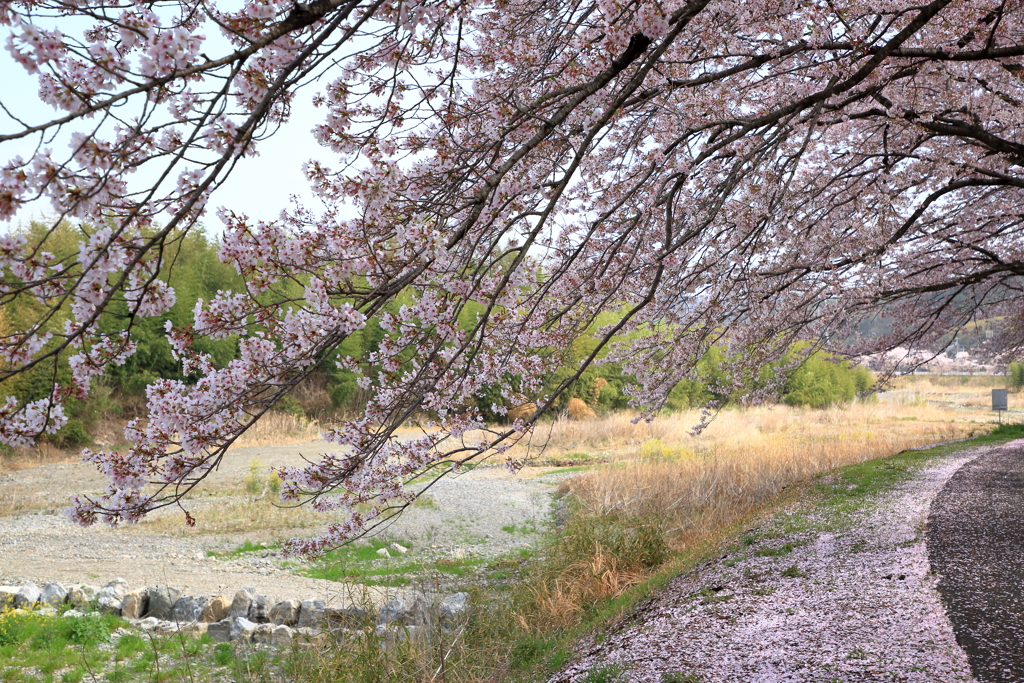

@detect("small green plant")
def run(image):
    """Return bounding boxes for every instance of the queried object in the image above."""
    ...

[65,614,109,645]
[213,643,234,666]
[581,663,627,683]
[244,458,281,497]
[662,673,703,683]
[755,542,795,557]
[781,564,805,578]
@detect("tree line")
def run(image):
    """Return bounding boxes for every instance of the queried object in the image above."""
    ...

[2,222,873,451]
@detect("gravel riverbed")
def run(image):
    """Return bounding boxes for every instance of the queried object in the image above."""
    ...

[0,439,562,603]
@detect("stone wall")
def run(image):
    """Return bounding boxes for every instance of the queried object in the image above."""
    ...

[0,579,468,645]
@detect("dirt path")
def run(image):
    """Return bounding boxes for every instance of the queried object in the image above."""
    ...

[552,446,989,682]
[0,439,561,603]
[928,441,1024,682]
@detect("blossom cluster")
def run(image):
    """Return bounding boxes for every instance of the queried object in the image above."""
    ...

[0,0,1021,551]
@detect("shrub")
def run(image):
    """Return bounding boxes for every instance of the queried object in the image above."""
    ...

[782,353,870,409]
[51,419,91,449]
[1010,362,1024,391]
[567,398,596,420]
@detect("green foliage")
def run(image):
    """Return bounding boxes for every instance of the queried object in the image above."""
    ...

[781,351,872,409]
[101,225,243,394]
[664,345,872,412]
[665,378,712,412]
[50,418,91,448]
[327,370,359,408]
[275,395,305,418]
[63,614,109,645]
[1009,362,1024,391]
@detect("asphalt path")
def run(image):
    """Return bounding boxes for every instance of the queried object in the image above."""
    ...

[928,440,1024,682]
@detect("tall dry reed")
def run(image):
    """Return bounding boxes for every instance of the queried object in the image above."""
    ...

[563,403,979,547]
[230,411,322,448]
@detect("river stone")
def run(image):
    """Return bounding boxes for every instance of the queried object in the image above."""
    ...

[146,586,181,620]
[297,599,325,628]
[67,585,98,609]
[269,599,300,626]
[228,588,254,620]
[200,595,230,622]
[378,598,407,625]
[407,597,430,625]
[440,592,468,628]
[179,622,208,637]
[15,584,42,608]
[97,578,129,614]
[154,621,176,636]
[270,624,295,646]
[137,617,160,631]
[325,606,369,629]
[207,619,231,643]
[231,617,258,642]
[249,594,272,623]
[39,583,66,608]
[121,589,148,620]
[251,623,275,644]
[172,595,203,623]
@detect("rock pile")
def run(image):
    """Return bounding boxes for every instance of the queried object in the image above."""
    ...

[0,579,469,645]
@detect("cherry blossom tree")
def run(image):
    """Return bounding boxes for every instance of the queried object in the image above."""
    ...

[2,0,1023,552]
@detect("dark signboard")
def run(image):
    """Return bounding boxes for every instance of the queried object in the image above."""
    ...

[993,389,1008,412]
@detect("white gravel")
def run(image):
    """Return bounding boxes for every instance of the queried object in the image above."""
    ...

[551,447,988,683]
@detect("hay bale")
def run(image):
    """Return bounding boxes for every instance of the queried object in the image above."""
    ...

[567,397,596,420]
[507,402,536,422]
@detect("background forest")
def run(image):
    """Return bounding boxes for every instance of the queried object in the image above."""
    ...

[3,222,875,452]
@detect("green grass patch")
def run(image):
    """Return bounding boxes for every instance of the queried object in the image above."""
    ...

[0,610,269,683]
[501,521,539,535]
[299,537,493,586]
[207,539,280,558]
[754,542,798,557]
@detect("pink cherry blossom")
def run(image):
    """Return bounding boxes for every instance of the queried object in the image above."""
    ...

[0,0,1020,550]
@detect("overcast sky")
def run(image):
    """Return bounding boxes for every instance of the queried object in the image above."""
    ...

[1,48,328,234]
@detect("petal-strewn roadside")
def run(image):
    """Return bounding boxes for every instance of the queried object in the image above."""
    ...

[552,446,989,683]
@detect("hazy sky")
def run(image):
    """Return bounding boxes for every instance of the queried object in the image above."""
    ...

[1,48,329,233]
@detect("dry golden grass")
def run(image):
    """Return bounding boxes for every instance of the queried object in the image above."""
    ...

[230,411,322,448]
[561,402,981,549]
[0,485,50,516]
[131,495,325,537]
[500,398,984,463]
[886,375,1016,409]
[0,441,77,474]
